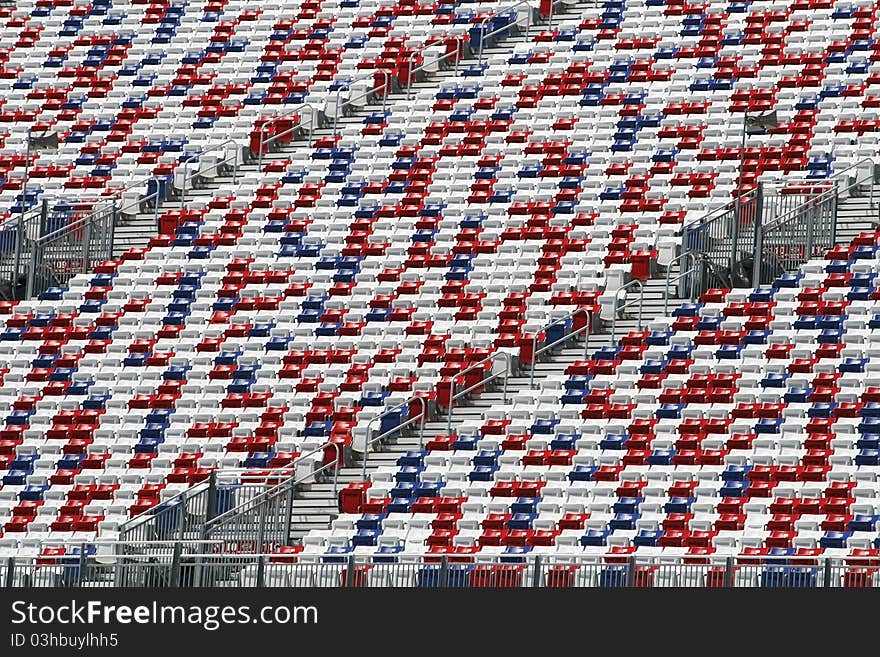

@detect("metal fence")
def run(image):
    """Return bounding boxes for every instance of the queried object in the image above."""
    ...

[758,161,878,284]
[682,161,880,295]
[204,443,341,553]
[117,444,342,552]
[25,199,115,298]
[117,471,298,547]
[6,552,880,589]
[0,189,163,300]
[681,184,764,295]
[0,202,50,299]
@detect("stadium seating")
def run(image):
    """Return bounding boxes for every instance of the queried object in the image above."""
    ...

[1,0,880,572]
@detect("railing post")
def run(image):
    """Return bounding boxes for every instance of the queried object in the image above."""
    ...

[439,555,449,588]
[39,196,48,237]
[636,280,645,330]
[170,541,182,588]
[626,556,637,588]
[153,179,161,230]
[805,198,815,263]
[361,420,373,481]
[25,237,37,300]
[108,198,118,261]
[532,555,542,588]
[418,398,428,450]
[6,556,14,588]
[282,480,295,546]
[193,552,204,588]
[256,554,266,588]
[81,215,92,275]
[831,186,840,246]
[407,52,416,100]
[724,556,734,588]
[823,558,832,588]
[332,89,341,135]
[346,554,357,588]
[258,125,266,171]
[751,181,764,286]
[205,471,217,522]
[113,542,123,587]
[255,495,268,554]
[610,292,618,343]
[176,495,187,541]
[446,376,457,435]
[77,542,87,587]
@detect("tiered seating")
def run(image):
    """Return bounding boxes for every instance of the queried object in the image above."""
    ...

[0,0,525,217]
[0,0,879,563]
[329,232,880,565]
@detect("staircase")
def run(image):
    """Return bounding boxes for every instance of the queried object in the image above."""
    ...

[834,182,880,246]
[112,209,158,256]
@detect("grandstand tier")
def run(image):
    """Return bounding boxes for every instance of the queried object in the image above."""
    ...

[1,0,880,587]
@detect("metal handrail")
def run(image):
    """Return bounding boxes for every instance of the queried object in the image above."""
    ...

[257,102,318,171]
[361,395,428,479]
[405,37,464,101]
[477,0,534,65]
[31,187,157,246]
[331,68,392,135]
[683,157,878,236]
[529,307,592,388]
[23,186,162,298]
[205,441,342,531]
[763,158,877,233]
[0,173,157,235]
[662,250,700,316]
[119,441,341,535]
[446,351,513,435]
[609,278,645,342]
[178,138,240,209]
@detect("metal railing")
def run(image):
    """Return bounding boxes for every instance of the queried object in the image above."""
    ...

[22,185,165,299]
[24,199,115,299]
[476,0,536,65]
[177,138,240,209]
[256,102,318,171]
[0,202,51,299]
[405,38,464,100]
[661,250,700,316]
[204,442,341,554]
[360,395,429,479]
[8,552,880,589]
[609,278,645,342]
[118,443,341,547]
[683,158,880,294]
[331,69,392,135]
[445,351,514,435]
[682,184,763,281]
[756,158,879,284]
[529,307,592,388]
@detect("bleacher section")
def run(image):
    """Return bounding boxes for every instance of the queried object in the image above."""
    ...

[1,0,880,578]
